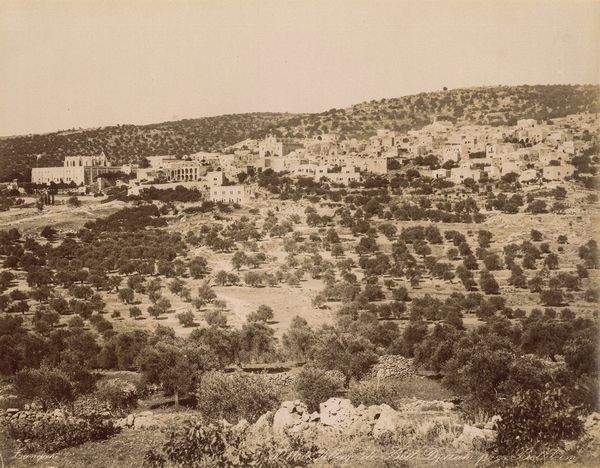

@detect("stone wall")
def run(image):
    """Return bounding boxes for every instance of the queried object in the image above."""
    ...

[370,355,416,379]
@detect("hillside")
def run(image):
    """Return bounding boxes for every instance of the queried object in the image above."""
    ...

[1,84,598,182]
[271,84,600,138]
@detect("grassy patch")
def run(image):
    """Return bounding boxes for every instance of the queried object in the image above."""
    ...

[1,428,166,468]
[383,375,455,401]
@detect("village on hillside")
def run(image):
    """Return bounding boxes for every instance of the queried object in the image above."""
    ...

[21,112,598,202]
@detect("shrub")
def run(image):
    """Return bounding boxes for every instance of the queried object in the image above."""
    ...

[41,225,57,240]
[544,253,559,270]
[539,289,564,307]
[583,287,599,303]
[564,333,599,376]
[492,387,584,456]
[530,229,543,242]
[247,305,274,323]
[143,420,321,468]
[90,314,114,333]
[118,288,135,304]
[176,310,195,327]
[6,412,120,453]
[204,309,227,327]
[479,270,500,294]
[189,256,209,279]
[95,378,139,411]
[13,366,75,408]
[578,240,598,269]
[129,306,143,319]
[67,196,81,208]
[348,380,401,408]
[311,331,378,387]
[195,371,281,423]
[294,366,344,412]
[67,316,85,329]
[483,254,502,271]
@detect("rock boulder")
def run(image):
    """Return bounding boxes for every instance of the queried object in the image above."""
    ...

[319,398,355,430]
[272,400,308,434]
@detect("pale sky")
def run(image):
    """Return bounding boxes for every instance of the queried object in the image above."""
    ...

[1,0,599,136]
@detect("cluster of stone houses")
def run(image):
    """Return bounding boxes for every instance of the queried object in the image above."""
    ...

[416,114,597,185]
[243,113,595,188]
[30,112,598,201]
[251,131,392,184]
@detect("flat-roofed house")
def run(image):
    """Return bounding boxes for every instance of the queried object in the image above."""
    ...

[518,169,539,184]
[484,165,501,179]
[542,165,575,181]
[432,168,450,179]
[209,185,247,204]
[517,119,537,129]
[442,143,466,163]
[449,167,481,184]
[313,165,360,185]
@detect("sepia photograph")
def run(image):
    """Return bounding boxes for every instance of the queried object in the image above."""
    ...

[0,0,599,466]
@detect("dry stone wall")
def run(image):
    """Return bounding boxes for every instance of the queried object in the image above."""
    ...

[370,355,416,379]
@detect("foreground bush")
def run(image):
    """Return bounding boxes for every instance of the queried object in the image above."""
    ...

[13,366,75,409]
[294,366,344,412]
[143,420,322,467]
[6,412,120,453]
[492,387,584,456]
[348,380,401,408]
[195,371,281,423]
[95,377,139,411]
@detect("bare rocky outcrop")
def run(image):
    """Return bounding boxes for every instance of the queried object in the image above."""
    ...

[254,397,477,444]
[371,403,404,437]
[252,410,274,437]
[272,400,309,434]
[319,398,355,430]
